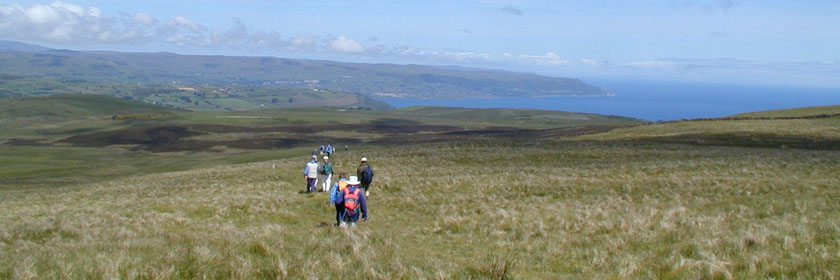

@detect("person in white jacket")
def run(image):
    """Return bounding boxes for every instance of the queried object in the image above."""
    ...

[303,155,319,193]
[320,156,334,192]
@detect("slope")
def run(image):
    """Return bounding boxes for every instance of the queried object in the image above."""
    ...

[729,104,840,119]
[574,106,840,150]
[0,94,182,120]
[1,121,838,278]
[0,42,610,99]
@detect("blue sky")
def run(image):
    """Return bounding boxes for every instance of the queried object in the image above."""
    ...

[1,0,839,87]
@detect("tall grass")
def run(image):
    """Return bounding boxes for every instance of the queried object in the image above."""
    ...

[1,140,839,278]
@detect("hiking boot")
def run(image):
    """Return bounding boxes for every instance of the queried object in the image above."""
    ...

[339,222,347,228]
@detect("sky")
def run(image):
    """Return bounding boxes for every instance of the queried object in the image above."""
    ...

[1,0,839,87]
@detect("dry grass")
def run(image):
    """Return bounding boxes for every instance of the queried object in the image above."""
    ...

[2,138,839,279]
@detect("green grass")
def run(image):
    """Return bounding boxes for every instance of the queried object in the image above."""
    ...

[0,145,313,190]
[0,94,181,119]
[2,102,839,278]
[1,140,838,278]
[575,117,840,150]
[731,105,840,118]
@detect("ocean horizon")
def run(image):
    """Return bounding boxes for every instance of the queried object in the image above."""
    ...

[378,80,840,121]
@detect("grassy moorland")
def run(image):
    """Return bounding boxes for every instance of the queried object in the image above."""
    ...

[1,100,839,279]
[0,95,637,189]
[730,105,840,119]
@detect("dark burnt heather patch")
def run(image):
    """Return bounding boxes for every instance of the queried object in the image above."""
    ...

[61,126,205,148]
[369,125,624,146]
[540,125,624,138]
[60,124,363,152]
[356,123,460,134]
[143,137,362,152]
[3,138,52,146]
[445,127,536,137]
[58,122,622,152]
[442,126,621,139]
[186,123,460,134]
[369,118,421,126]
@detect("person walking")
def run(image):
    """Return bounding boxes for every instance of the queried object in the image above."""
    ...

[303,155,319,193]
[328,172,348,226]
[320,156,334,192]
[336,176,367,227]
[356,157,374,197]
[326,144,334,157]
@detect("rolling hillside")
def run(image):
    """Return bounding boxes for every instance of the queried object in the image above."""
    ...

[729,104,840,119]
[0,41,610,100]
[1,102,838,278]
[0,94,182,119]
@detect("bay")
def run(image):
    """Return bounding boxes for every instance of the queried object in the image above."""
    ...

[378,80,840,121]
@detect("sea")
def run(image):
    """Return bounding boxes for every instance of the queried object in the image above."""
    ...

[377,80,840,121]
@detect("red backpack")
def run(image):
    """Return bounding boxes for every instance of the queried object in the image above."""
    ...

[343,188,361,214]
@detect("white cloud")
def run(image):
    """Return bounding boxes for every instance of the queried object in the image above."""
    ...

[328,35,365,54]
[167,16,203,32]
[626,60,676,68]
[24,4,61,24]
[581,58,599,66]
[290,35,316,49]
[581,58,611,67]
[518,52,569,65]
[133,12,156,25]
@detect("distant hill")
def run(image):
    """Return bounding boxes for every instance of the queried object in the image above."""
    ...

[0,78,392,111]
[0,94,181,119]
[729,105,840,119]
[392,106,636,123]
[0,40,52,52]
[0,41,610,100]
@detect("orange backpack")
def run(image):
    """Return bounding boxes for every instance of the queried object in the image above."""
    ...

[343,188,361,213]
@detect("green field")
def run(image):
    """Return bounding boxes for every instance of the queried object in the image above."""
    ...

[1,96,839,278]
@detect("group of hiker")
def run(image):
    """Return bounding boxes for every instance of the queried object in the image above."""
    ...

[303,152,375,227]
[317,144,336,157]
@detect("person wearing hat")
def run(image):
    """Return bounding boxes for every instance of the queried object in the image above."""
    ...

[303,155,319,193]
[356,157,374,197]
[336,175,368,227]
[319,155,334,192]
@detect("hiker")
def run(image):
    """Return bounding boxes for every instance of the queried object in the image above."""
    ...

[326,144,334,157]
[304,155,319,193]
[320,156,334,192]
[319,144,325,156]
[329,172,348,226]
[336,176,367,227]
[356,157,374,197]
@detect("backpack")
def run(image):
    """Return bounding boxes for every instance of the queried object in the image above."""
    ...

[343,188,361,214]
[361,166,373,184]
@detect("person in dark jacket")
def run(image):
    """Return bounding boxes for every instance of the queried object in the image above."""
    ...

[356,157,374,197]
[328,172,348,226]
[336,176,367,227]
